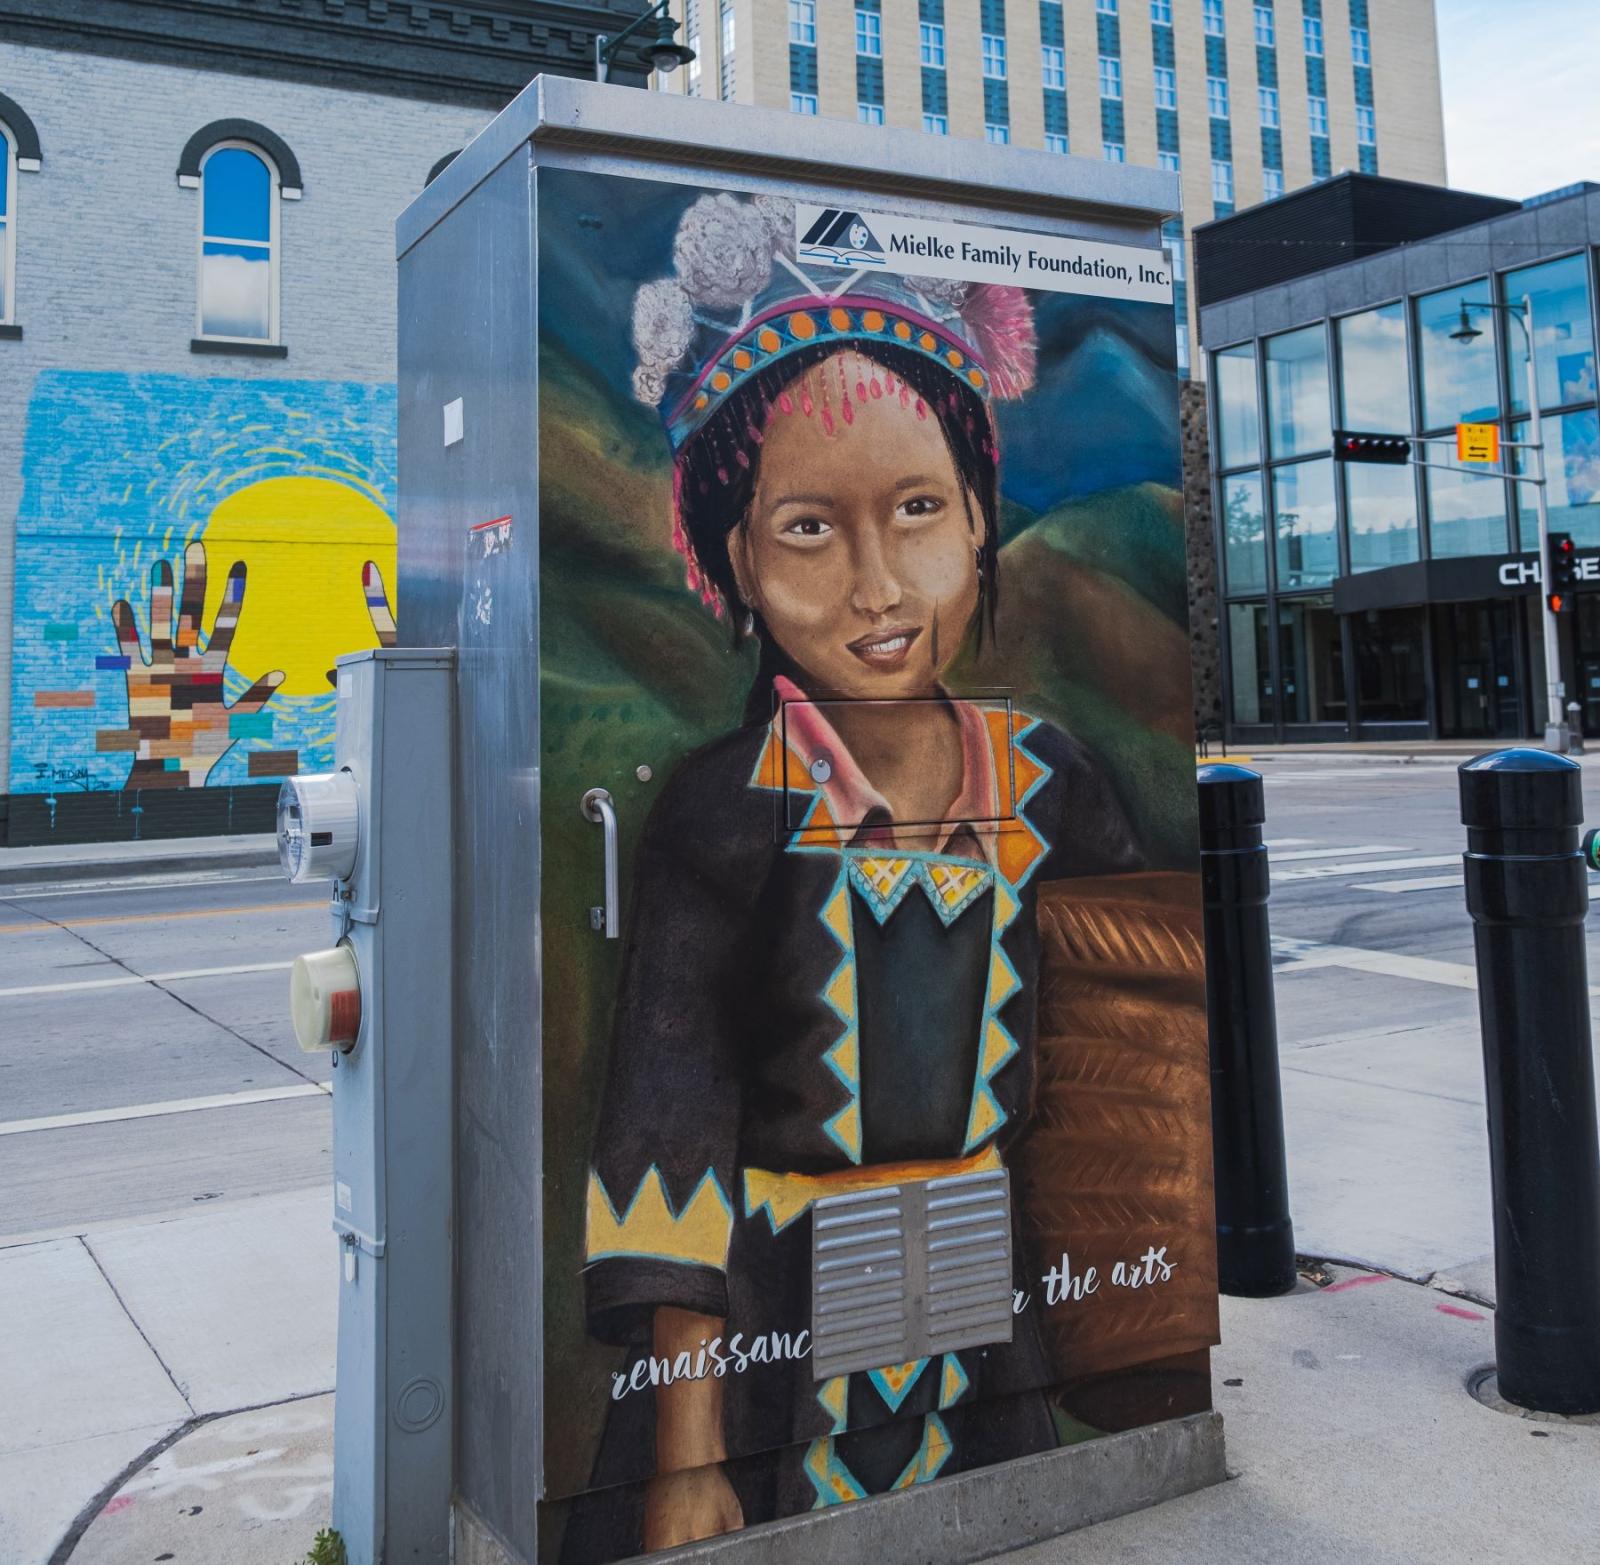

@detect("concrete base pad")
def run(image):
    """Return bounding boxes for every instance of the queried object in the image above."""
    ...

[454,1411,1226,1565]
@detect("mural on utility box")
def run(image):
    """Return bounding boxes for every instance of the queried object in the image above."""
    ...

[9,371,396,800]
[536,168,1217,1564]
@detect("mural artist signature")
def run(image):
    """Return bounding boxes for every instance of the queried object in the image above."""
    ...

[31,763,94,790]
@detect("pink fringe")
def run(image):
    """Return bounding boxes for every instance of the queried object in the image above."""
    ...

[960,284,1038,399]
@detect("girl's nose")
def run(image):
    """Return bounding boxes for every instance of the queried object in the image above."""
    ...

[850,527,903,617]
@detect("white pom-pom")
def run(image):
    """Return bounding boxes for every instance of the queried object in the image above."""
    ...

[632,279,695,372]
[632,364,670,407]
[673,193,776,309]
[905,274,970,308]
[751,194,796,260]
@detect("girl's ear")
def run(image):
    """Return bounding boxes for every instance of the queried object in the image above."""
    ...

[728,516,758,611]
[963,484,988,552]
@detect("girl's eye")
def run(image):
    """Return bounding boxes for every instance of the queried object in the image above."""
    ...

[783,516,833,538]
[898,495,944,520]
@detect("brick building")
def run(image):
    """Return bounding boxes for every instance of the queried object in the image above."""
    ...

[0,0,648,842]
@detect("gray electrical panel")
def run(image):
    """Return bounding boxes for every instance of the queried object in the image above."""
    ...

[282,648,455,1563]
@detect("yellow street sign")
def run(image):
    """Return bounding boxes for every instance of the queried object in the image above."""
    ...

[1457,422,1500,463]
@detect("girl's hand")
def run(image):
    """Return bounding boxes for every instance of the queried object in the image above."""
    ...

[643,1462,745,1550]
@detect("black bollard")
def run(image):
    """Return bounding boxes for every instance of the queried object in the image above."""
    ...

[1459,748,1600,1415]
[1198,763,1297,1297]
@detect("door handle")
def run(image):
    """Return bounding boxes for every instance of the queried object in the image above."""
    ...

[581,788,620,939]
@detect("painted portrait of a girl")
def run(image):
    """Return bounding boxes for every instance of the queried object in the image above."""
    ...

[551,189,1179,1563]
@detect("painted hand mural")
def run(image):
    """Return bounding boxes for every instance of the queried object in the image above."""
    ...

[8,373,398,823]
[99,542,283,789]
[326,561,397,686]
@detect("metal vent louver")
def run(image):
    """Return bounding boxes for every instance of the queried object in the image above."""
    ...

[811,1169,1013,1381]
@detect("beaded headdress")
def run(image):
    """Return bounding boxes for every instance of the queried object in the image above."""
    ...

[632,193,1038,606]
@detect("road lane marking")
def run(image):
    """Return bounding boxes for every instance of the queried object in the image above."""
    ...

[0,900,323,935]
[1270,844,1409,862]
[1274,854,1460,882]
[0,960,291,998]
[0,1082,330,1138]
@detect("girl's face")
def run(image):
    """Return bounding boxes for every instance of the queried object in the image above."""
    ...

[731,353,985,701]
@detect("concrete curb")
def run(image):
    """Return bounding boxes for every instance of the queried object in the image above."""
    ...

[0,841,279,888]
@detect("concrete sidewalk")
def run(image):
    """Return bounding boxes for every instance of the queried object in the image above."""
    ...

[0,1188,335,1565]
[0,832,279,887]
[57,1263,1600,1565]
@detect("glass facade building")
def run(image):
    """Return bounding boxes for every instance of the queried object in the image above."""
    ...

[1203,179,1600,743]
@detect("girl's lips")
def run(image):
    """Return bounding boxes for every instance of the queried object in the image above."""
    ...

[846,625,923,669]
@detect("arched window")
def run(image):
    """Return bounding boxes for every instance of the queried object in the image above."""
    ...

[179,120,298,353]
[0,92,41,333]
[198,143,278,343]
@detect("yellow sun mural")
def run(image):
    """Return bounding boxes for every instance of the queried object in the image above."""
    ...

[198,475,397,696]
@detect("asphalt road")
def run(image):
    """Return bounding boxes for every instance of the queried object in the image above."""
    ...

[0,871,336,1241]
[3,752,1598,1255]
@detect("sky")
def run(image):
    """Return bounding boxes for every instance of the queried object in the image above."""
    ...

[1436,0,1600,199]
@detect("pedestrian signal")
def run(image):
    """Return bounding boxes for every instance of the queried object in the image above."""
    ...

[1333,430,1410,465]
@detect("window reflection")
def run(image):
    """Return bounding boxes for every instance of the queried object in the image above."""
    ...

[1514,408,1600,549]
[1353,606,1427,721]
[1215,344,1260,466]
[1417,283,1497,429]
[200,146,273,341]
[1426,462,1508,557]
[1277,595,1345,724]
[1228,601,1272,724]
[1345,462,1419,572]
[0,128,10,323]
[1265,326,1331,459]
[1337,302,1409,433]
[1503,254,1595,414]
[1222,472,1268,594]
[1272,458,1337,588]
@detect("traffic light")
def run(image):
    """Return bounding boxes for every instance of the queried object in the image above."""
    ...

[1548,531,1576,614]
[1333,430,1411,465]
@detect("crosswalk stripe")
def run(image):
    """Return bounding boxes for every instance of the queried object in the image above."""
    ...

[1270,843,1408,863]
[1274,854,1460,882]
[1354,874,1463,893]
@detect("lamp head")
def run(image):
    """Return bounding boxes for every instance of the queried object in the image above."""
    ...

[646,15,696,76]
[1450,304,1484,344]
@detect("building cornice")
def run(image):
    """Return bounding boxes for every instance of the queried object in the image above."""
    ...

[0,0,653,109]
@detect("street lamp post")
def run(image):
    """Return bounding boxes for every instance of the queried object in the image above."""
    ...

[594,1,696,84]
[1453,296,1568,752]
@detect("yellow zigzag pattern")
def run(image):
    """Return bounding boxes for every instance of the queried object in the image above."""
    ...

[585,1167,733,1271]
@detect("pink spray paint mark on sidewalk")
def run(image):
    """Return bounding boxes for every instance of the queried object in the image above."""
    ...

[1436,1302,1488,1321]
[101,1496,133,1517]
[1322,1273,1391,1294]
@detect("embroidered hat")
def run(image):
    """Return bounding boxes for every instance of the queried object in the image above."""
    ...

[632,193,1038,456]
